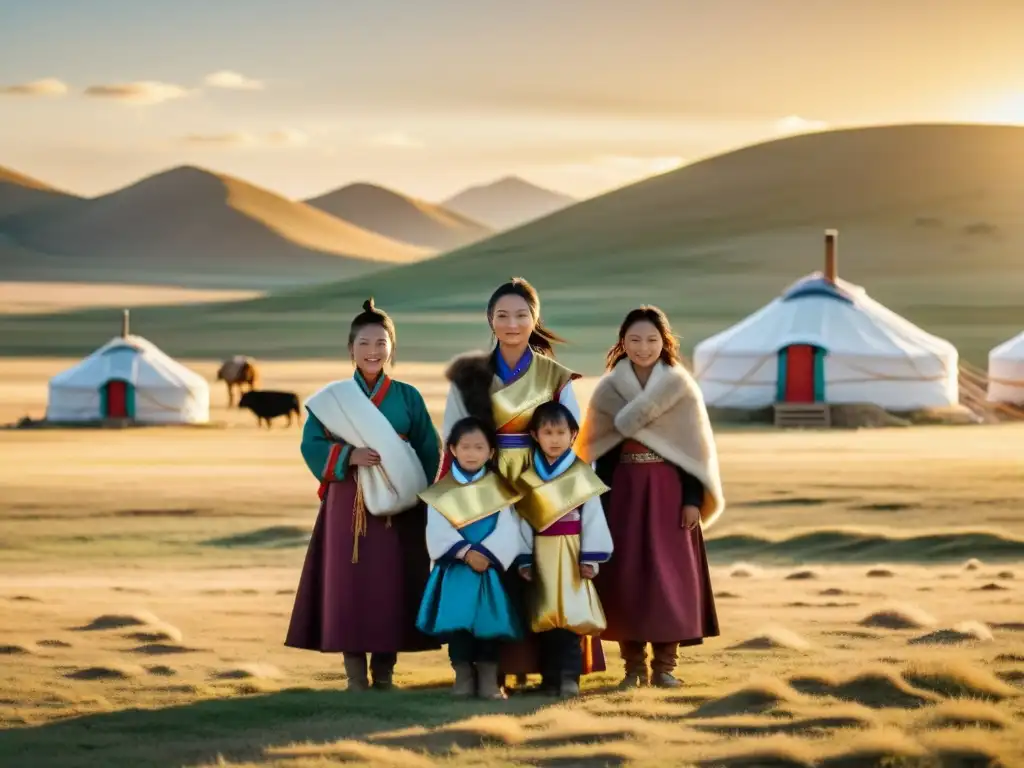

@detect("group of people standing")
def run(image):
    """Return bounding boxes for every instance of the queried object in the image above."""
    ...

[285,278,725,699]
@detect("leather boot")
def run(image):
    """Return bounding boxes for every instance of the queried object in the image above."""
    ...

[370,653,396,691]
[475,662,506,700]
[451,663,475,697]
[618,641,648,689]
[651,642,681,688]
[343,653,369,691]
[559,674,581,698]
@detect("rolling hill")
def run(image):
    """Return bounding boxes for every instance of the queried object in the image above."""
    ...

[0,165,429,289]
[0,165,80,220]
[2,124,1023,370]
[305,182,492,250]
[442,176,576,230]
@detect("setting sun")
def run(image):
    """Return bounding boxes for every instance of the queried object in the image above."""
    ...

[972,92,1024,125]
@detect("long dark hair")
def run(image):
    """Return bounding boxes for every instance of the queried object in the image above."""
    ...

[486,277,566,358]
[348,298,397,363]
[604,305,685,371]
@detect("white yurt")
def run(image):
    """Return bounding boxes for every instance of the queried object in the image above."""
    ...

[987,331,1024,404]
[693,231,959,411]
[46,311,210,424]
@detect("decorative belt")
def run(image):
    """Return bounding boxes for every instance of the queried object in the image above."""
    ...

[620,450,664,464]
[539,518,582,536]
[496,432,531,449]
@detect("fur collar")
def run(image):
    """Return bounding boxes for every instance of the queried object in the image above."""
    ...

[606,360,700,438]
[578,359,726,527]
[444,351,497,430]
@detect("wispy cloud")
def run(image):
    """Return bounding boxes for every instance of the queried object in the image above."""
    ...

[84,81,190,105]
[368,131,424,148]
[203,70,264,90]
[0,78,69,97]
[773,115,829,135]
[180,129,308,149]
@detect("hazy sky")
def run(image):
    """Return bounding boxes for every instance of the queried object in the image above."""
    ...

[2,0,1023,201]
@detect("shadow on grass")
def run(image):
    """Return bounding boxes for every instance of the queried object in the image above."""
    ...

[0,685,552,768]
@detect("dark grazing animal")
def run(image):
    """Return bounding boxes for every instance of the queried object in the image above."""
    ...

[238,390,302,428]
[216,356,259,407]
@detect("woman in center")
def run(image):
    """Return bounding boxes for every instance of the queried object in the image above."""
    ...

[441,277,607,690]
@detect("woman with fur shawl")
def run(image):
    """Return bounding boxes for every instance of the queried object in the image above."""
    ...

[576,306,725,689]
[442,278,608,689]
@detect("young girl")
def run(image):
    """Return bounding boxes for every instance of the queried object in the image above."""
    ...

[416,417,526,700]
[515,401,613,698]
[577,306,725,689]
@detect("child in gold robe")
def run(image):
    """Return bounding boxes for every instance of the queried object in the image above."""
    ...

[515,401,613,697]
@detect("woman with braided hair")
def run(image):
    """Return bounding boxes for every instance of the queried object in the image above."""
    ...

[285,299,441,691]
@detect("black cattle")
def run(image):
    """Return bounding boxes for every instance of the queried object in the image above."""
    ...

[238,390,302,428]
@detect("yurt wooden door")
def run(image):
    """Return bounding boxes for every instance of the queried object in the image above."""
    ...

[102,380,134,419]
[777,345,825,403]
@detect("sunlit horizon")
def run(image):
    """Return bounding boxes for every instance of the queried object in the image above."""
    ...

[3,1,1024,201]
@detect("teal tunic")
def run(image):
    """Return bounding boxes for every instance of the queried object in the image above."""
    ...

[299,371,441,484]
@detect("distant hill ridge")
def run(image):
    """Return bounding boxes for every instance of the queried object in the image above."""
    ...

[0,164,80,219]
[0,165,428,289]
[305,182,492,250]
[441,175,576,230]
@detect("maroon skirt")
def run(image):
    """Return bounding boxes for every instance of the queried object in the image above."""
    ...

[284,475,439,654]
[595,451,719,645]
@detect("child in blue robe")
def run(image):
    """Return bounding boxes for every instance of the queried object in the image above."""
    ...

[416,416,525,699]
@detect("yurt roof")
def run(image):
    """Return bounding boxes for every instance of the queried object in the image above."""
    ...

[695,271,956,360]
[50,334,207,390]
[990,330,1024,361]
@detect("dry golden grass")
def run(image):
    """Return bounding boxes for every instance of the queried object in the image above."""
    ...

[1,359,1023,766]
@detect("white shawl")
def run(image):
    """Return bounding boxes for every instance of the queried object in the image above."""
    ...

[304,379,427,516]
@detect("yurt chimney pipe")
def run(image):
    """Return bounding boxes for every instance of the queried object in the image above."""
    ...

[121,309,129,338]
[824,229,838,284]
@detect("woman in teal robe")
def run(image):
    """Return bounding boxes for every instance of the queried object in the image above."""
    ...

[285,299,442,691]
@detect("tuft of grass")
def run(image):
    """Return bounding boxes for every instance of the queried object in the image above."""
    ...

[122,624,183,643]
[901,659,1018,701]
[728,626,811,652]
[74,612,162,632]
[784,569,819,581]
[0,642,36,655]
[727,562,762,578]
[210,663,282,680]
[865,567,896,578]
[266,739,436,767]
[858,604,936,630]
[689,678,802,719]
[908,620,993,646]
[916,727,1012,766]
[64,664,143,680]
[918,699,1012,730]
[816,727,927,767]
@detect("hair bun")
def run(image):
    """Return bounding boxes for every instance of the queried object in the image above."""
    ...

[362,298,375,313]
